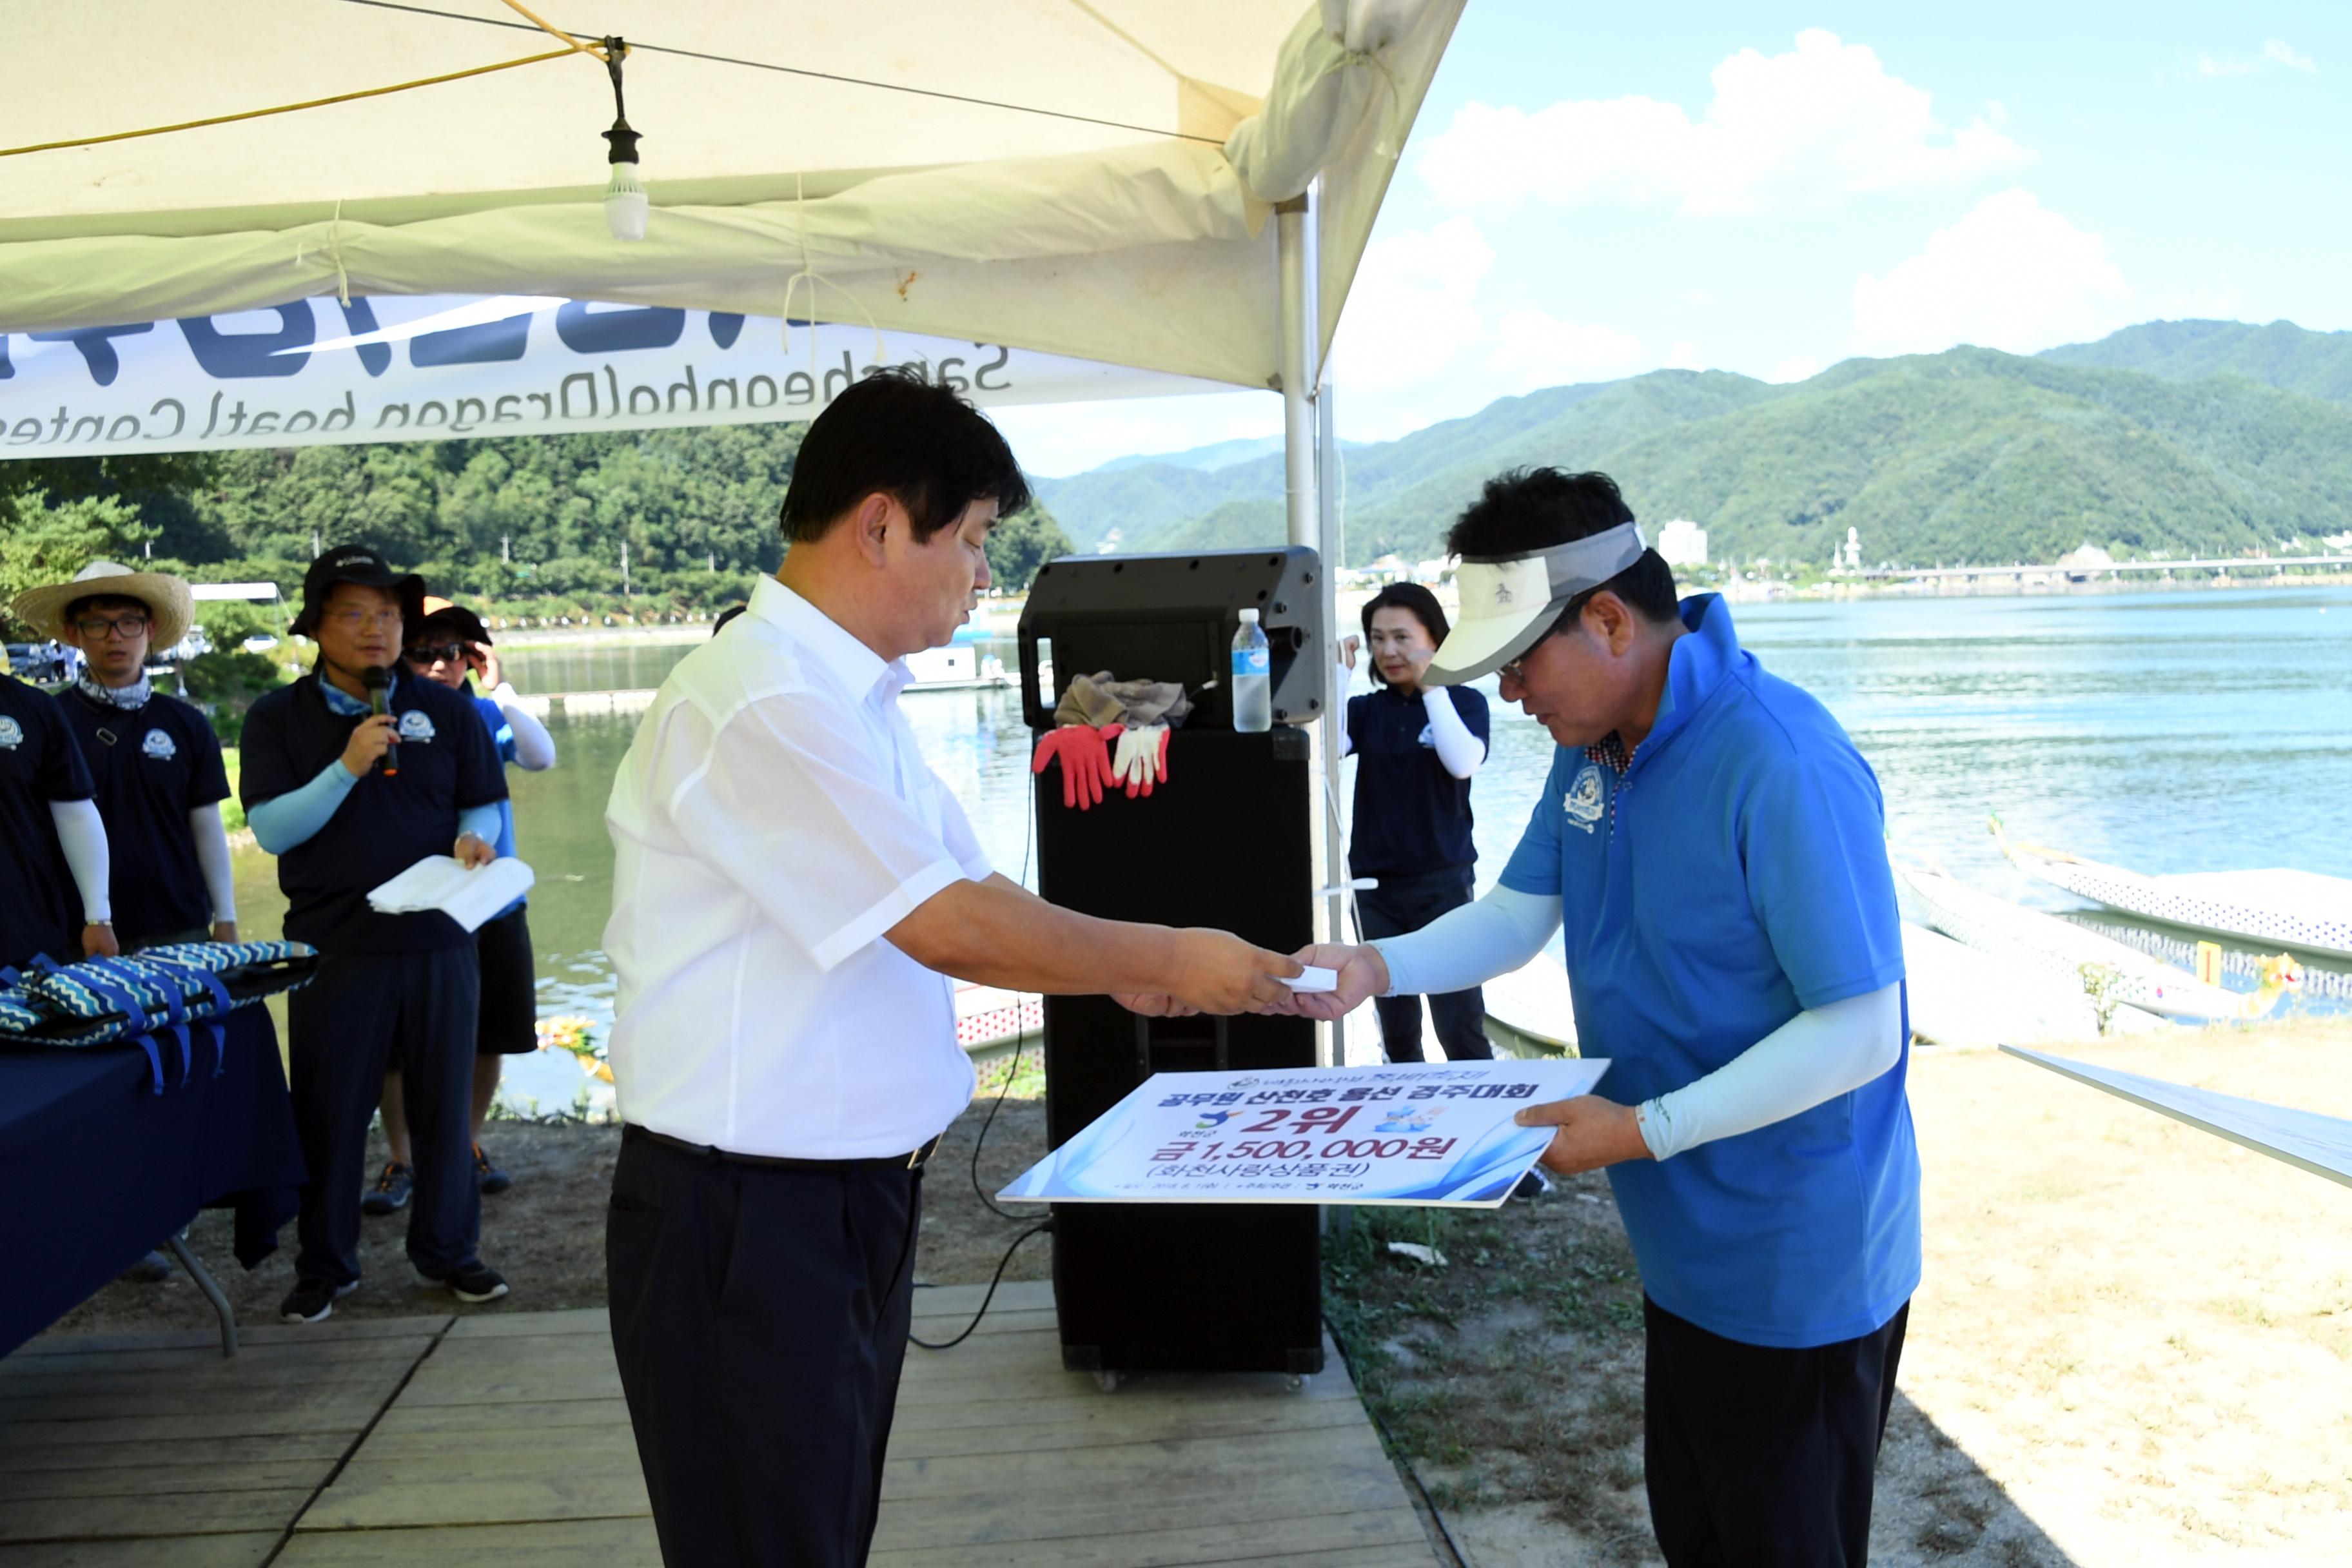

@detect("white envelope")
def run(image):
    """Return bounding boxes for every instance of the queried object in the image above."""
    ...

[368,856,536,933]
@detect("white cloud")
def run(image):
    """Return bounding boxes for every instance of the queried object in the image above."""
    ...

[1767,355,1825,383]
[1850,189,2130,357]
[1665,342,1703,369]
[1418,29,2031,217]
[1486,310,1646,390]
[2197,39,2318,77]
[1328,217,1495,391]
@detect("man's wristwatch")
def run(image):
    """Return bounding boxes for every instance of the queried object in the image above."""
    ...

[84,917,113,928]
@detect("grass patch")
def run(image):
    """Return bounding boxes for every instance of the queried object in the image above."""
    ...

[1324,1173,1658,1563]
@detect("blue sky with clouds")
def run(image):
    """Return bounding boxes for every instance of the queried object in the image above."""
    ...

[994,3,2350,476]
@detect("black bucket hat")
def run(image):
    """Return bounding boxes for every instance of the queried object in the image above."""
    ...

[291,545,425,638]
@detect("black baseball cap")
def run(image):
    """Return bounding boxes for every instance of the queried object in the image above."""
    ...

[415,596,493,647]
[291,545,425,637]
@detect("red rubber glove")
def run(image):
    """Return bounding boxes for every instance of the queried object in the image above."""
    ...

[1031,723,1123,809]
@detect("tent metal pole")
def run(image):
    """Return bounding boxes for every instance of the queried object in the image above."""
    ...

[1277,190,1342,1069]
[1277,194,1318,553]
[1316,370,1348,1064]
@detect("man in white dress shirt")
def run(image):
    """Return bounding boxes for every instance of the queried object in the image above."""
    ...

[603,371,1300,1567]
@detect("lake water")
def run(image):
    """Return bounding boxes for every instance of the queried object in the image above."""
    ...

[230,587,2352,1112]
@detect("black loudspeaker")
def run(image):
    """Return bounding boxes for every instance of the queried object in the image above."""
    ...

[1019,547,1327,732]
[1020,551,1327,1378]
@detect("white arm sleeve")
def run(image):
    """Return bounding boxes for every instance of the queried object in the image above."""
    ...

[1636,982,1905,1161]
[189,803,237,923]
[48,799,112,924]
[1371,885,1562,998]
[1337,665,1354,758]
[1419,687,1487,779]
[491,682,557,771]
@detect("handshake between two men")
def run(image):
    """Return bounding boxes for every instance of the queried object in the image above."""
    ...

[1117,936,1643,1181]
[888,881,1639,1178]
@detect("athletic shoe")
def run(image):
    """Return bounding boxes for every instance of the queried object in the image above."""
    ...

[362,1161,414,1215]
[439,1264,509,1304]
[280,1279,357,1324]
[473,1143,512,1195]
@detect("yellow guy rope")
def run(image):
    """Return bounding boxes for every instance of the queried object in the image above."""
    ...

[0,1,616,161]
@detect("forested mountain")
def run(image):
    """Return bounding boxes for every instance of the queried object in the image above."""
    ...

[0,424,1071,625]
[2039,319,2352,406]
[1037,321,2352,570]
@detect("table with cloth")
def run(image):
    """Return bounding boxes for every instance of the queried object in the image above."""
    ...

[0,1006,304,1357]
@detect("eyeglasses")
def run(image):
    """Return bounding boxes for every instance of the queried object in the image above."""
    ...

[324,607,403,631]
[1498,599,1591,684]
[406,642,468,665]
[73,614,150,640]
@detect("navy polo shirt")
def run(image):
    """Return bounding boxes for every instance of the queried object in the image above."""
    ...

[0,674,95,969]
[58,687,231,943]
[241,671,505,954]
[1346,683,1489,878]
[1498,594,1917,1349]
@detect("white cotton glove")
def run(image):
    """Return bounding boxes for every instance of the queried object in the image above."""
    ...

[1112,723,1171,799]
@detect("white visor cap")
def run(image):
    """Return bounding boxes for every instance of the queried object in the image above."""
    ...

[1424,522,1648,685]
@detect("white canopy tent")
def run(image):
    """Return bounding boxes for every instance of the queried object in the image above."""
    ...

[3,0,1467,1051]
[0,0,1460,391]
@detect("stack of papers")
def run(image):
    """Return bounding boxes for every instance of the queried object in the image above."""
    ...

[368,856,536,932]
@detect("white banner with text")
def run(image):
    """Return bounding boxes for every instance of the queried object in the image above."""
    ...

[0,295,1224,460]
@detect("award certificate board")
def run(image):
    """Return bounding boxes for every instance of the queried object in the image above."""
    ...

[1000,1058,1612,1210]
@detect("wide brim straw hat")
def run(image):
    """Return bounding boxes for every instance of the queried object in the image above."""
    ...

[11,560,195,652]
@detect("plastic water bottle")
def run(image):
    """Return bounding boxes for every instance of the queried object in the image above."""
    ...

[1231,609,1272,732]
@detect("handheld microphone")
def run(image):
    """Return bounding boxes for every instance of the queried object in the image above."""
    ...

[362,665,397,778]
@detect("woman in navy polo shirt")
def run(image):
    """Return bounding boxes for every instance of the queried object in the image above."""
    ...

[1340,583,1491,1063]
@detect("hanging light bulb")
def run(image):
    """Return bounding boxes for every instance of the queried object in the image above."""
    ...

[600,37,647,242]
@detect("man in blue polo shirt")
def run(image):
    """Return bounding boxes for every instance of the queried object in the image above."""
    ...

[1292,469,1917,1567]
[241,545,510,1324]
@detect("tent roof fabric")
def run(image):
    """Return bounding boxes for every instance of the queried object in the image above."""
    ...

[0,0,1462,388]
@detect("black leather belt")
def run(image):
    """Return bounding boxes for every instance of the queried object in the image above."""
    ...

[623,1122,944,1173]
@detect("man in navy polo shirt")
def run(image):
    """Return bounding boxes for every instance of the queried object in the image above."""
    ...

[241,545,511,1324]
[15,562,239,950]
[1293,469,1917,1567]
[364,596,556,1211]
[0,669,113,970]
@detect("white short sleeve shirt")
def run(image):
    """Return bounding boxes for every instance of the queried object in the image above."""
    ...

[603,576,992,1157]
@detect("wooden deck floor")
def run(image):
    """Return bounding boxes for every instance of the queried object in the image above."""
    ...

[0,1282,1441,1567]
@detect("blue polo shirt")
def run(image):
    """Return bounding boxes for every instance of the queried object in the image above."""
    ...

[1498,594,1917,1349]
[472,692,527,919]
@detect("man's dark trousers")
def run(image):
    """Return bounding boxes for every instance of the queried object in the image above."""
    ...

[1355,867,1492,1062]
[607,1129,923,1567]
[1643,1295,1910,1567]
[287,946,483,1285]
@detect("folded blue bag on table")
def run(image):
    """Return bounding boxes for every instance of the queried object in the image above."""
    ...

[0,941,318,1093]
